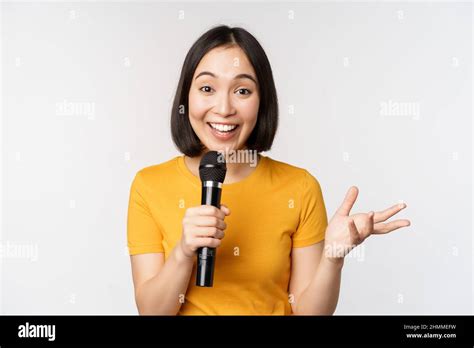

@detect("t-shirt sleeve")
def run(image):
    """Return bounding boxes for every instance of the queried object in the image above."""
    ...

[127,171,165,255]
[292,170,328,248]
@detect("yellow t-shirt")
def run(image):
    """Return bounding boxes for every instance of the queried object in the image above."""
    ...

[127,154,328,315]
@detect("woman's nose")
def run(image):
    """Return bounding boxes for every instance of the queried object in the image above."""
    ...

[215,93,236,116]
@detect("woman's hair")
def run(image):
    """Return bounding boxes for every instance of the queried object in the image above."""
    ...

[170,25,278,157]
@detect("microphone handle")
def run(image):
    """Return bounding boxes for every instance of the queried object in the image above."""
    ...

[196,182,222,287]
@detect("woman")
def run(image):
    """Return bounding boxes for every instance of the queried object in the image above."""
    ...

[127,25,410,315]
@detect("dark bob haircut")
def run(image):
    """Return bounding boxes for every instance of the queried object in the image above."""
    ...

[170,25,279,157]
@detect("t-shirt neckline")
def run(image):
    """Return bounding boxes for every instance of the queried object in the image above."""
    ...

[176,154,267,191]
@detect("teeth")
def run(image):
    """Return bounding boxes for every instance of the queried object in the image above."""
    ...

[210,123,237,132]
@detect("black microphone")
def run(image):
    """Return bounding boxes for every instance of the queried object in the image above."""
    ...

[196,151,227,287]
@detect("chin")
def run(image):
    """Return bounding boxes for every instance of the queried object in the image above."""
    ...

[205,143,239,153]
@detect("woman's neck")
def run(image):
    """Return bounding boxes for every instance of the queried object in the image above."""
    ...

[184,152,260,184]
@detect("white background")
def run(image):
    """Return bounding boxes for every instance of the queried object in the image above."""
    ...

[1,1,472,314]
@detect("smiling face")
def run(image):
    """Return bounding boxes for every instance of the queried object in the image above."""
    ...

[188,45,260,154]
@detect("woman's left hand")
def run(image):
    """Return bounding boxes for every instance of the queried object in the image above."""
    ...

[323,186,411,262]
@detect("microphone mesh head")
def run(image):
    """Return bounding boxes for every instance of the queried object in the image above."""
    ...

[199,151,227,183]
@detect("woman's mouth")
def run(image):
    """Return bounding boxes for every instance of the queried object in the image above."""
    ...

[207,122,239,140]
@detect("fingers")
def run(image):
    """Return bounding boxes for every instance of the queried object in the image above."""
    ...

[361,211,374,239]
[373,219,411,234]
[181,204,231,254]
[220,204,231,216]
[192,216,227,230]
[373,203,407,223]
[349,211,373,244]
[193,226,225,239]
[335,186,359,217]
[347,218,361,244]
[187,205,227,220]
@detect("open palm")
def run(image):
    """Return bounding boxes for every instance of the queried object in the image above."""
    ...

[324,186,411,260]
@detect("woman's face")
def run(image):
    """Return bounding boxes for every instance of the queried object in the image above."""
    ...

[188,45,260,154]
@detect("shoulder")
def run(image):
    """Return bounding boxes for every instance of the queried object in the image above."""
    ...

[265,156,316,181]
[264,156,323,193]
[132,156,181,188]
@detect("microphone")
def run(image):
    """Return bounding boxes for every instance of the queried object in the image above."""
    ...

[196,151,227,287]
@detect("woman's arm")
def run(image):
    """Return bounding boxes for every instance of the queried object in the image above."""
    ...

[131,244,194,315]
[290,186,410,315]
[130,204,231,315]
[298,255,343,315]
[290,242,343,315]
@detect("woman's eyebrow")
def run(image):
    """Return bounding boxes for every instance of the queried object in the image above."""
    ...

[195,71,257,84]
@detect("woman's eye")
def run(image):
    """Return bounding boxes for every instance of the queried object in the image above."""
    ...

[236,88,251,95]
[199,86,213,93]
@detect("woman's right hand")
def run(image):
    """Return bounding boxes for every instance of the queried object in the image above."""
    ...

[178,204,231,259]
